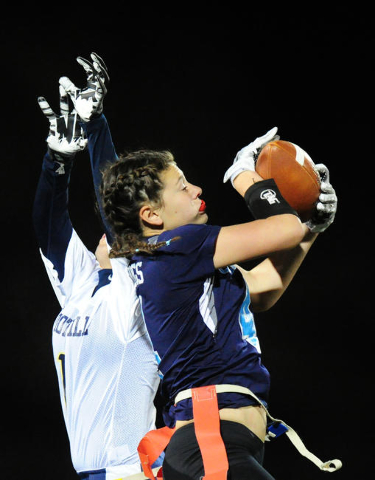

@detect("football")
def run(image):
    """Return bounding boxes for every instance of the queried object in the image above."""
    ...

[255,140,321,222]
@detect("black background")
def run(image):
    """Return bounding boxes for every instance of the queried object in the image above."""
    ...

[2,6,373,479]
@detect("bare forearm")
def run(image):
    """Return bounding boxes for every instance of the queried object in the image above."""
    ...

[242,230,319,311]
[232,170,264,196]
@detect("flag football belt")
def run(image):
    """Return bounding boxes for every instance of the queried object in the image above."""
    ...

[137,384,342,480]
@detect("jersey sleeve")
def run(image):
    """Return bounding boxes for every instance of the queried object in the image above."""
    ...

[134,224,221,318]
[40,229,98,308]
[82,114,118,245]
[158,223,221,282]
[33,151,75,283]
[33,151,99,308]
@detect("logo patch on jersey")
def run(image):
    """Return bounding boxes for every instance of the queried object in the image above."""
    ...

[53,313,91,337]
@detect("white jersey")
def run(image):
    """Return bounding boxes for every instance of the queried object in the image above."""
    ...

[40,229,159,478]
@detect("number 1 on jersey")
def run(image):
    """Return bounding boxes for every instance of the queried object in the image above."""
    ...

[58,352,67,404]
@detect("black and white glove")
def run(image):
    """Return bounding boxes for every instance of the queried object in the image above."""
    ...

[59,52,109,122]
[38,85,88,165]
[223,127,279,185]
[305,164,337,233]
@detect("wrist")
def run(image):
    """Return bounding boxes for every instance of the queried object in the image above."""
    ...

[47,147,75,164]
[80,113,106,134]
[244,179,299,219]
[233,170,264,196]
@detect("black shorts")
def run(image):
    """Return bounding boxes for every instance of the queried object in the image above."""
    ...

[162,420,275,480]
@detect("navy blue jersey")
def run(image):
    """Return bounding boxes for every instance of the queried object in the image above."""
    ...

[131,224,270,428]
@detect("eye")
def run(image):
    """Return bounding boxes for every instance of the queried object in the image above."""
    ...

[181,182,188,191]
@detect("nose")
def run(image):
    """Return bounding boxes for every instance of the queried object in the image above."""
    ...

[191,183,202,198]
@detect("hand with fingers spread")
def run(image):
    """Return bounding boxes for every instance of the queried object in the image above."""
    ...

[59,52,109,122]
[223,127,279,185]
[305,164,337,233]
[38,85,88,163]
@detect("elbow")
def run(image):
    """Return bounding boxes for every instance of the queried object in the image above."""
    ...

[284,215,307,249]
[251,302,270,313]
[251,293,279,313]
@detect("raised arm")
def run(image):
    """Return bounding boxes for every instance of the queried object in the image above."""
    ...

[230,154,338,311]
[33,88,87,281]
[59,53,117,244]
[238,230,318,311]
[214,128,308,268]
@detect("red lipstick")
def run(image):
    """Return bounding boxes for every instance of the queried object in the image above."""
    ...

[199,200,206,212]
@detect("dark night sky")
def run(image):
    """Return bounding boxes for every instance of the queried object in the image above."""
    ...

[2,7,373,479]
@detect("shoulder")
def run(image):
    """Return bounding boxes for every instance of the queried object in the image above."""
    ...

[159,224,221,253]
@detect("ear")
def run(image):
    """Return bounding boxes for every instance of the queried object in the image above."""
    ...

[139,205,163,226]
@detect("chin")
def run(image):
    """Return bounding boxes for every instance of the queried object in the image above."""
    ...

[198,213,208,223]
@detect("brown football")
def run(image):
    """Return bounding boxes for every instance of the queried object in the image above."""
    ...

[256,140,320,222]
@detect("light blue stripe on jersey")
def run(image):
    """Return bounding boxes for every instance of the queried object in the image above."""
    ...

[239,284,261,353]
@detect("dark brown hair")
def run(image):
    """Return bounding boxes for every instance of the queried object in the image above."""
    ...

[100,149,177,258]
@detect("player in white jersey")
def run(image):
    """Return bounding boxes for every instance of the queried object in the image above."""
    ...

[33,54,161,480]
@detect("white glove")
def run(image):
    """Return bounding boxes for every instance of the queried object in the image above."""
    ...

[305,164,337,233]
[59,52,109,122]
[38,85,88,160]
[223,127,279,185]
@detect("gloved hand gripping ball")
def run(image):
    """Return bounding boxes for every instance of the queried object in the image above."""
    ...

[223,127,279,185]
[305,164,337,233]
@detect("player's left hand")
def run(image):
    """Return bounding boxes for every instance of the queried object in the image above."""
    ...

[305,164,337,233]
[223,127,279,185]
[59,52,109,122]
[38,85,88,160]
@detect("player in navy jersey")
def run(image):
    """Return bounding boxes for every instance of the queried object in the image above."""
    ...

[33,54,162,480]
[99,124,338,478]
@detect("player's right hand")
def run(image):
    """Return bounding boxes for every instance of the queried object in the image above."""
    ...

[59,52,109,122]
[38,85,88,160]
[223,127,279,185]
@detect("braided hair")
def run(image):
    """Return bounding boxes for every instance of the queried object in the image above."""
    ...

[100,149,178,258]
